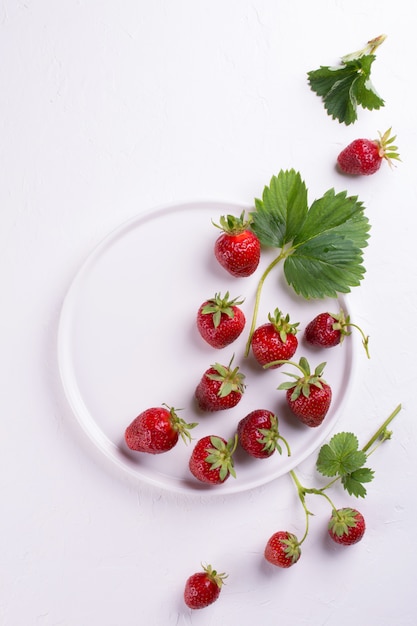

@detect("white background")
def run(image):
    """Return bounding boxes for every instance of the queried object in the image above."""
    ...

[2,1,416,625]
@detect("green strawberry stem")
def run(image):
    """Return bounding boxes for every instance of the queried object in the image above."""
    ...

[244,250,287,357]
[348,321,370,359]
[361,402,401,454]
[288,403,402,544]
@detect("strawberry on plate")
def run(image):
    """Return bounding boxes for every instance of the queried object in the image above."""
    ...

[237,409,291,459]
[328,508,366,545]
[275,357,332,427]
[213,212,261,277]
[124,405,197,454]
[337,128,400,176]
[264,531,301,568]
[251,309,299,368]
[184,564,227,609]
[195,357,245,412]
[196,292,245,349]
[304,310,370,358]
[189,435,237,484]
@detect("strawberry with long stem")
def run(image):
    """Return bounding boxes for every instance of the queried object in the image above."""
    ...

[286,404,402,549]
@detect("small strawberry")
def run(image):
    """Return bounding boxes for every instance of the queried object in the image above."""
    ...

[328,508,366,545]
[264,531,301,568]
[237,409,291,459]
[189,435,237,484]
[251,309,299,368]
[304,309,370,358]
[124,405,197,454]
[213,212,261,277]
[276,357,332,427]
[184,564,227,609]
[196,292,246,349]
[337,128,400,176]
[195,356,246,412]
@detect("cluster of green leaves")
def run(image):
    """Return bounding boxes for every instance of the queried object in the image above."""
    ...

[307,35,386,124]
[307,55,384,125]
[316,432,374,498]
[250,169,370,299]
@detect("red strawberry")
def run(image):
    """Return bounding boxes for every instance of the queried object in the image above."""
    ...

[277,357,332,427]
[264,531,301,568]
[251,309,299,368]
[328,508,366,545]
[304,310,370,358]
[189,435,237,484]
[337,128,400,176]
[184,564,227,609]
[195,357,245,412]
[213,212,261,277]
[196,292,245,349]
[124,405,197,454]
[237,409,290,459]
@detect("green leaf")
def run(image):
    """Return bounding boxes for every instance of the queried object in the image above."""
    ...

[308,54,384,124]
[249,172,370,300]
[251,170,308,248]
[316,432,367,477]
[341,468,375,498]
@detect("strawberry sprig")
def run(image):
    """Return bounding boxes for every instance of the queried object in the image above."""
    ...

[307,35,387,125]
[281,404,402,555]
[244,169,370,354]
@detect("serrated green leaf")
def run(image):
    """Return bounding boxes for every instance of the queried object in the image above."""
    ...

[249,172,370,301]
[307,54,384,125]
[251,170,308,248]
[316,432,367,477]
[341,468,375,498]
[282,189,370,299]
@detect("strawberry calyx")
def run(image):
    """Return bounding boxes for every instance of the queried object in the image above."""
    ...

[375,127,400,168]
[341,33,387,63]
[268,308,299,342]
[328,507,361,538]
[201,563,228,589]
[207,356,246,398]
[163,404,198,444]
[201,292,244,328]
[212,211,253,235]
[279,532,302,563]
[258,414,291,456]
[205,435,238,480]
[268,357,327,401]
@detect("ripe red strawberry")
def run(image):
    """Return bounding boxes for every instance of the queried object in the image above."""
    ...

[237,409,290,459]
[189,435,237,484]
[251,309,299,368]
[328,508,366,545]
[304,310,370,358]
[196,292,245,349]
[337,128,400,176]
[195,357,245,412]
[124,405,197,454]
[277,357,332,427]
[264,531,301,568]
[184,564,227,609]
[213,212,261,277]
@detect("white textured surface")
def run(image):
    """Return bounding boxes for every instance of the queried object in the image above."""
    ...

[1,1,416,625]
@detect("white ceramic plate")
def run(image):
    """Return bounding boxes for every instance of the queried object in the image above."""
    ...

[58,201,355,495]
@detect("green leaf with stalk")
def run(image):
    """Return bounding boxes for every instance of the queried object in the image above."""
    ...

[245,170,370,355]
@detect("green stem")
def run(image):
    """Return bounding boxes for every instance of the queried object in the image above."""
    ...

[348,323,370,359]
[361,403,402,453]
[244,251,285,357]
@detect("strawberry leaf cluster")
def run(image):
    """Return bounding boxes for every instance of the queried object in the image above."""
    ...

[316,432,374,497]
[250,169,370,299]
[307,35,386,125]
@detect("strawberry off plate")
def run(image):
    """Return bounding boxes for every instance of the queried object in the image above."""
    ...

[58,201,356,495]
